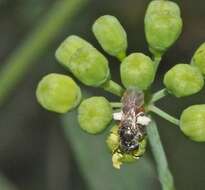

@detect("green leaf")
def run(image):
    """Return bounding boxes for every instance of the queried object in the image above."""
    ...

[0,173,17,190]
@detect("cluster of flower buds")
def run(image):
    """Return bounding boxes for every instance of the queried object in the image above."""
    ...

[36,0,205,169]
[162,41,205,141]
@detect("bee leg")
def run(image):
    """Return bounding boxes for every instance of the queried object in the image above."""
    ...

[131,149,144,159]
[113,146,122,154]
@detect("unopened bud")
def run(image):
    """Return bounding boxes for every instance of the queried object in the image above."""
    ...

[120,53,155,90]
[191,42,205,76]
[180,105,205,142]
[69,46,110,87]
[92,15,127,60]
[36,73,81,113]
[55,35,92,68]
[163,64,204,97]
[78,97,112,134]
[145,0,182,56]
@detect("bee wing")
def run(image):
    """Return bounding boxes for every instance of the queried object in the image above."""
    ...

[136,115,151,126]
[113,111,123,120]
[122,89,144,111]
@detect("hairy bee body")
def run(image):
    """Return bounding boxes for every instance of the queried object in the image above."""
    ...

[118,89,146,153]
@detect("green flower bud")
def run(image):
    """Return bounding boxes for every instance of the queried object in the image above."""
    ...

[92,15,127,60]
[180,105,205,142]
[120,53,155,90]
[107,125,147,169]
[163,64,204,97]
[78,97,112,134]
[36,73,81,113]
[191,43,205,76]
[69,46,110,87]
[55,35,92,68]
[144,0,182,56]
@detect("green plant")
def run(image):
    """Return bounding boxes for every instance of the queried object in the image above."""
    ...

[36,0,205,189]
[0,0,89,105]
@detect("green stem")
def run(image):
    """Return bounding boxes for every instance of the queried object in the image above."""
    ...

[102,80,124,97]
[110,102,122,108]
[147,118,175,190]
[117,51,126,62]
[149,105,179,126]
[0,172,17,189]
[0,0,89,106]
[151,88,168,103]
[154,55,162,73]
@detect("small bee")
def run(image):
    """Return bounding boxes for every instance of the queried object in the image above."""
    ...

[113,88,151,154]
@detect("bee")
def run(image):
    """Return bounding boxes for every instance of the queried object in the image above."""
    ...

[113,88,151,154]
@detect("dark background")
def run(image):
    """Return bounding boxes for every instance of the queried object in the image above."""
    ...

[0,0,205,190]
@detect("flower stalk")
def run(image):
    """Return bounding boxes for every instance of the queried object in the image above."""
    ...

[147,119,175,190]
[101,80,124,97]
[154,55,162,73]
[151,88,168,103]
[110,102,122,108]
[149,105,180,126]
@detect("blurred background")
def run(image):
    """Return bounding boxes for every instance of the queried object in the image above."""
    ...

[0,0,205,189]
